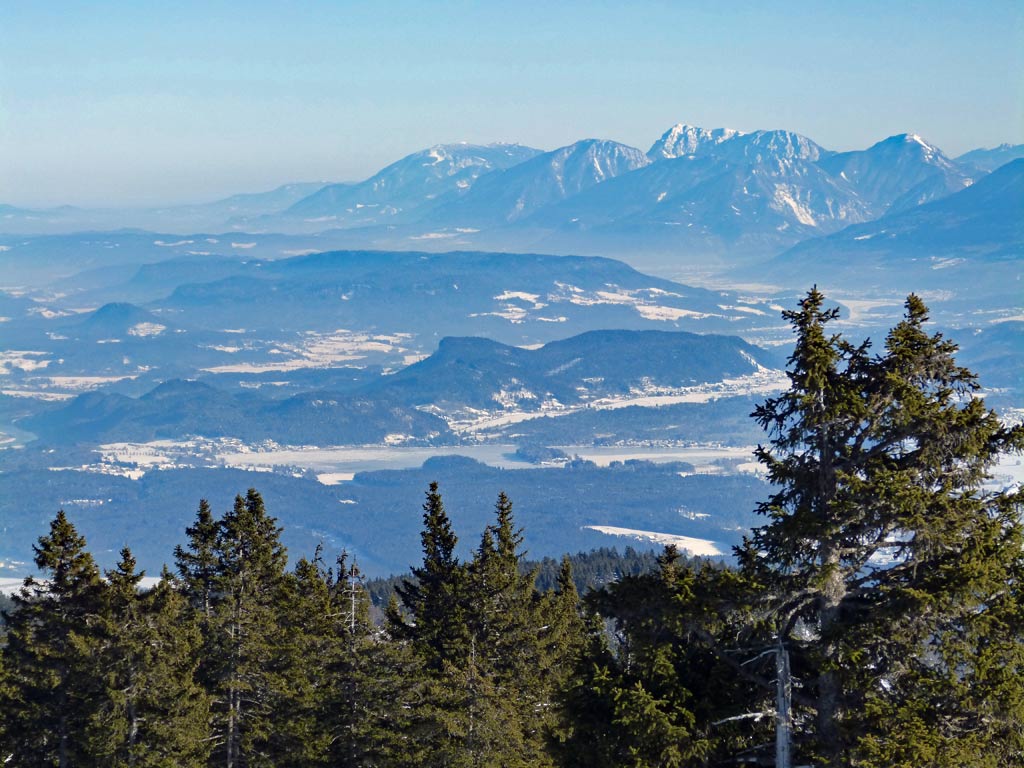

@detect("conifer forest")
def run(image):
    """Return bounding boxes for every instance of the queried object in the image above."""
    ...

[2,292,1022,767]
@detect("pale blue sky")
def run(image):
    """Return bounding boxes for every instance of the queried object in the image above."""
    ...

[1,1,1021,206]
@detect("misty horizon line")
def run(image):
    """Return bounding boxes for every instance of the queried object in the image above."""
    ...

[6,125,1021,211]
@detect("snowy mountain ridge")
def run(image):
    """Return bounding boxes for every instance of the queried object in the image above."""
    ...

[1,125,1017,272]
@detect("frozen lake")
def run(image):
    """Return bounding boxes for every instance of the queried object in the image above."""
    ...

[81,438,1024,490]
[93,438,766,481]
[213,443,762,480]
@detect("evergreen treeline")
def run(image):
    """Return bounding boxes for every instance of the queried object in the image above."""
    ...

[364,546,671,610]
[1,290,1022,767]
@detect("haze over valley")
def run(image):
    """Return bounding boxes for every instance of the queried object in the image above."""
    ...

[1,119,1021,577]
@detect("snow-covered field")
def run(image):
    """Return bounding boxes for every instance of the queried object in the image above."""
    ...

[583,526,723,556]
[200,329,415,373]
[443,367,788,436]
[87,438,765,482]
[78,435,1023,491]
[0,576,163,595]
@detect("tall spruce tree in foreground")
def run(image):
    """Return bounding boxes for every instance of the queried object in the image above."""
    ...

[391,482,470,670]
[461,492,553,767]
[174,498,218,622]
[0,511,104,767]
[271,548,408,767]
[741,289,1024,766]
[203,489,290,767]
[268,551,337,766]
[389,482,475,763]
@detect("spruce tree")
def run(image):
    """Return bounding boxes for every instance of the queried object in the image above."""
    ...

[174,498,218,621]
[203,489,291,767]
[90,554,211,766]
[541,555,588,752]
[743,289,1024,765]
[268,548,404,767]
[391,482,470,669]
[0,511,104,767]
[389,482,472,760]
[134,569,212,766]
[324,553,412,767]
[88,547,146,763]
[463,493,550,767]
[556,547,767,767]
[266,551,335,767]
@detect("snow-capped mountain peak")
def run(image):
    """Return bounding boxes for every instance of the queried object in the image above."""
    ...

[818,133,971,215]
[647,124,746,160]
[728,130,830,163]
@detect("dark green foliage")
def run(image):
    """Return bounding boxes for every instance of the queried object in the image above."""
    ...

[323,555,417,767]
[90,555,211,766]
[176,493,423,767]
[202,488,291,766]
[392,486,585,766]
[0,593,15,627]
[532,546,699,594]
[1,519,210,767]
[365,546,687,609]
[557,547,770,767]
[174,499,218,620]
[391,482,470,671]
[272,549,412,767]
[742,289,1024,765]
[462,492,553,766]
[267,552,337,766]
[0,511,104,767]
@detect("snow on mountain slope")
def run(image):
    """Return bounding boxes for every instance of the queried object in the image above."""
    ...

[518,128,868,259]
[647,124,745,160]
[818,133,974,215]
[269,143,542,229]
[766,158,1023,292]
[425,139,651,228]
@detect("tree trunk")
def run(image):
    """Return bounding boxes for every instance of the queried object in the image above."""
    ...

[128,698,139,765]
[816,548,845,766]
[776,641,791,768]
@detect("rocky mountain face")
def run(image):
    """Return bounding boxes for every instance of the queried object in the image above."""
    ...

[509,128,868,262]
[764,158,1023,294]
[647,124,746,159]
[819,133,973,215]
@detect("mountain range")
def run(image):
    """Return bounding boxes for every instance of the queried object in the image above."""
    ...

[2,126,1018,276]
[242,127,996,265]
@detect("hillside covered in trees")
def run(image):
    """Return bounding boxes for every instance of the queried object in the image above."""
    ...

[1,291,1021,767]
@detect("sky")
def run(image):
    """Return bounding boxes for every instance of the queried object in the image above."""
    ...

[1,1,1022,207]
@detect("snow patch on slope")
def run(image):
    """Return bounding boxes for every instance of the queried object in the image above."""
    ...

[584,525,723,556]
